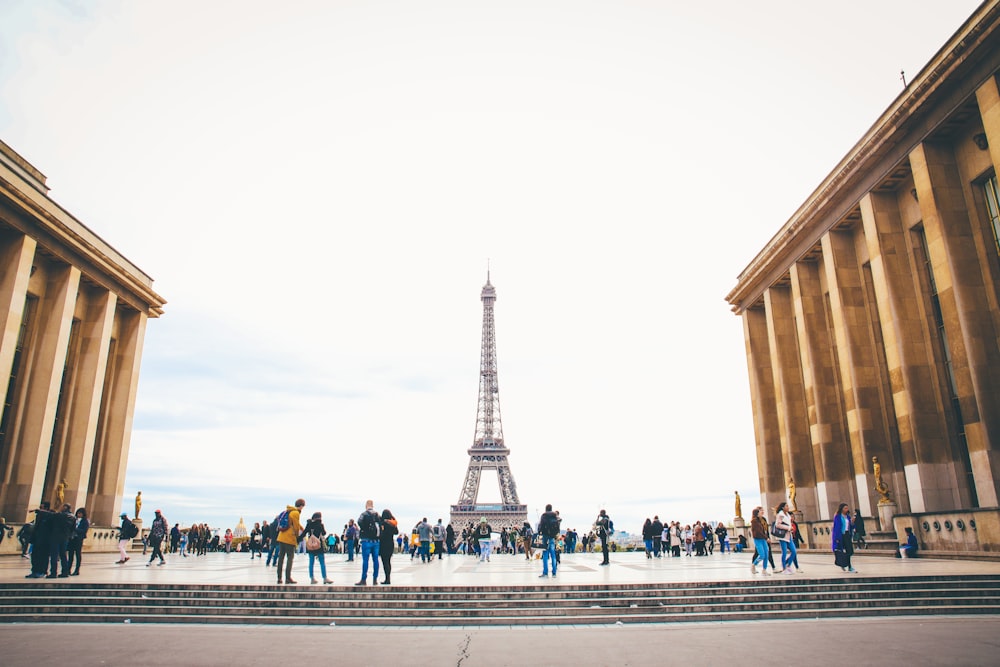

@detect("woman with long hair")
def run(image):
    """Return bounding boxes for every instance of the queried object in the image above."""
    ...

[773,502,796,574]
[302,511,332,585]
[379,509,399,585]
[832,502,858,573]
[750,507,772,575]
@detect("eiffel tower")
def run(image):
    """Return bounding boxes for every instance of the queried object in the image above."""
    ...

[450,274,527,532]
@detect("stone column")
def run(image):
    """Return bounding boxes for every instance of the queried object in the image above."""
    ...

[860,191,944,514]
[910,141,1000,508]
[58,288,118,512]
[0,263,80,521]
[821,228,898,518]
[790,260,851,520]
[0,232,36,386]
[89,309,148,526]
[976,75,1000,189]
[764,285,816,519]
[743,307,784,512]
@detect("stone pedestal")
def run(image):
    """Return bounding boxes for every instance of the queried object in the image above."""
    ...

[732,517,746,539]
[877,501,896,533]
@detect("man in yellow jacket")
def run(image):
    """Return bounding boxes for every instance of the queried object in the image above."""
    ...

[276,498,305,584]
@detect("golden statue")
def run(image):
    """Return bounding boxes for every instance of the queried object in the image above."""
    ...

[787,477,797,512]
[135,491,142,518]
[734,491,743,519]
[873,456,892,504]
[56,479,66,508]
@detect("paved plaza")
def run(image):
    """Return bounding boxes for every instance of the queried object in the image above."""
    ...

[3,545,998,587]
[3,550,1000,666]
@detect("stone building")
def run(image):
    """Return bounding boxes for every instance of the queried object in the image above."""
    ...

[0,140,164,527]
[726,1,1000,553]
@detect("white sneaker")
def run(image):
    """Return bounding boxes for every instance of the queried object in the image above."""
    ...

[751,565,757,574]
[762,569,772,576]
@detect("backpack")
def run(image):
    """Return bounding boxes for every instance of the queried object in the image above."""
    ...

[275,510,290,532]
[123,521,138,539]
[358,511,376,536]
[432,524,442,539]
[540,514,559,538]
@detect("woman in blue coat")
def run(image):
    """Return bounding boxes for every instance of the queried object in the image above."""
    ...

[831,503,857,573]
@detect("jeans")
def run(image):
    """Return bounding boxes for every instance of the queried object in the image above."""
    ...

[266,541,279,566]
[752,538,770,569]
[308,551,327,580]
[479,538,492,561]
[360,539,380,582]
[541,537,558,575]
[346,539,356,560]
[779,539,796,569]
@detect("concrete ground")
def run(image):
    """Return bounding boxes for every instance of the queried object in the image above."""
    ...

[3,549,1000,665]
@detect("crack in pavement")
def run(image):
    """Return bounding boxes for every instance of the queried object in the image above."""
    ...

[456,633,472,667]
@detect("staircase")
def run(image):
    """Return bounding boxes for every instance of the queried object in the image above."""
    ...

[1,575,998,626]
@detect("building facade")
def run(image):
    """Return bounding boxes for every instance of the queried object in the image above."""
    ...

[0,140,164,527]
[726,1,1000,552]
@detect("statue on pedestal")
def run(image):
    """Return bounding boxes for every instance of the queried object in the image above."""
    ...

[734,491,742,520]
[56,479,66,508]
[135,491,142,519]
[787,477,797,512]
[873,456,892,504]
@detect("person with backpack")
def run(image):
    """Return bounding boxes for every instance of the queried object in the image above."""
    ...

[538,504,561,577]
[276,498,305,584]
[433,519,446,560]
[476,517,494,562]
[595,509,612,566]
[116,512,136,564]
[354,499,381,586]
[416,518,432,563]
[520,521,534,560]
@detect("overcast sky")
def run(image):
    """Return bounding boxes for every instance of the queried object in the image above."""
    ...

[0,0,985,533]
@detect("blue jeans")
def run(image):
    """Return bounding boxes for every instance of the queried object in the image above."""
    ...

[644,538,653,554]
[346,539,356,560]
[752,538,770,570]
[779,539,796,570]
[420,541,430,562]
[308,551,327,580]
[266,541,279,566]
[360,539,379,582]
[541,537,558,575]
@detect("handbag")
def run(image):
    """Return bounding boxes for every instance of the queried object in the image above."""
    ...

[305,534,322,552]
[770,525,788,539]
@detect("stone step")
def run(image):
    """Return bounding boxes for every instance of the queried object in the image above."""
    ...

[1,575,996,626]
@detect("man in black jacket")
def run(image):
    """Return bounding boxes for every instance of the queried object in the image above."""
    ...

[50,504,75,578]
[26,501,53,578]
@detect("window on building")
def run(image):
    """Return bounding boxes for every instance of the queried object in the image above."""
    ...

[984,174,1000,258]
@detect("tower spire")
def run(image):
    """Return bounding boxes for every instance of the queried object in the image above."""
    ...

[450,274,527,531]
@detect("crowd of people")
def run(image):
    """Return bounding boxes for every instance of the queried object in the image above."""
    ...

[16,495,923,583]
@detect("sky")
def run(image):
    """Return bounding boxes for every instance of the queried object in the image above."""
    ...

[0,0,987,534]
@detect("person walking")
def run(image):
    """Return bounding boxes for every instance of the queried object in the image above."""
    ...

[417,518,432,563]
[595,509,612,565]
[379,509,398,585]
[116,512,135,565]
[832,502,858,573]
[773,502,796,574]
[750,507,772,575]
[520,521,534,560]
[66,507,89,576]
[301,511,332,585]
[355,500,381,586]
[538,504,561,577]
[146,509,167,566]
[475,518,493,562]
[276,499,305,584]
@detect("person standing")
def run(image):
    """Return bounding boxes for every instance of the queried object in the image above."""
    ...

[344,519,358,561]
[265,515,280,567]
[249,522,262,559]
[853,510,868,550]
[276,498,305,584]
[355,500,381,586]
[26,502,53,578]
[51,503,75,578]
[521,521,534,560]
[832,502,858,573]
[417,518,432,563]
[538,504,560,577]
[379,509,398,585]
[475,518,493,562]
[301,511,332,585]
[116,513,135,564]
[146,509,167,566]
[66,507,89,576]
[650,516,664,558]
[773,502,796,574]
[433,519,446,559]
[750,507,772,575]
[595,509,612,566]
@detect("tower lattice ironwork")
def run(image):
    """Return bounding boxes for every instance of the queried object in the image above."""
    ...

[450,274,527,532]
